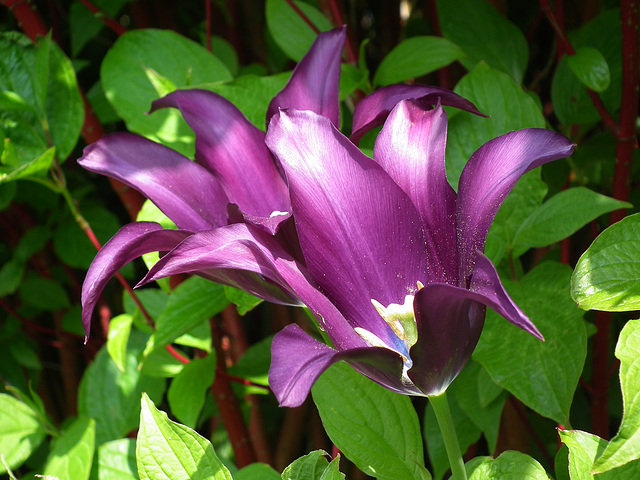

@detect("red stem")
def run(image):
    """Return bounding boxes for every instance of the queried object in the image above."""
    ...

[539,0,618,135]
[284,0,320,34]
[77,0,128,36]
[205,0,212,52]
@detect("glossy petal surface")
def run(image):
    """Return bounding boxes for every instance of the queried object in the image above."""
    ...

[80,222,191,337]
[79,133,229,231]
[267,27,345,127]
[151,90,289,220]
[267,109,429,344]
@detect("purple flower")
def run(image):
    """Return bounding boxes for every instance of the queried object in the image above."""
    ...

[79,26,574,408]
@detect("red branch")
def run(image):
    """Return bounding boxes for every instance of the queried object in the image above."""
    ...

[77,0,128,36]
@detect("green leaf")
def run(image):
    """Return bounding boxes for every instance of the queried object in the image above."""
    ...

[208,72,290,129]
[425,391,481,480]
[101,29,232,157]
[0,258,25,296]
[473,262,587,425]
[312,362,426,480]
[139,347,186,378]
[174,320,212,352]
[144,276,228,357]
[227,335,273,394]
[551,10,622,125]
[452,362,506,453]
[512,187,631,257]
[438,0,528,83]
[0,393,47,474]
[106,314,133,373]
[137,393,232,480]
[43,416,96,480]
[224,286,263,315]
[571,213,640,312]
[167,353,216,428]
[568,47,611,92]
[90,439,138,480]
[0,146,55,183]
[373,36,465,86]
[34,31,51,115]
[266,0,333,62]
[78,331,166,445]
[15,225,50,261]
[19,275,70,311]
[448,62,545,188]
[0,90,38,113]
[235,462,280,480]
[592,320,640,473]
[281,451,343,480]
[466,451,549,479]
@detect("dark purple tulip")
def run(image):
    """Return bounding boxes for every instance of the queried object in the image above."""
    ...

[79,26,574,407]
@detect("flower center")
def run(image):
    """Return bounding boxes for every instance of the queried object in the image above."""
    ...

[370,295,418,348]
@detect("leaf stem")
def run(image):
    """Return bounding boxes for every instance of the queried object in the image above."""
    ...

[429,392,467,480]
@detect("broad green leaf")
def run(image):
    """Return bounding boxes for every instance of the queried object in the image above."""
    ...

[89,438,138,480]
[227,335,273,394]
[438,0,528,83]
[86,80,121,125]
[512,188,631,257]
[0,393,47,475]
[42,416,95,480]
[425,392,481,480]
[208,72,290,129]
[19,276,70,311]
[0,90,38,113]
[592,320,640,473]
[143,66,177,98]
[281,451,343,480]
[477,364,503,408]
[448,62,545,188]
[139,347,186,378]
[137,393,232,480]
[167,353,216,428]
[70,0,129,55]
[466,451,549,479]
[474,262,586,425]
[0,258,25,296]
[78,331,165,445]
[106,314,133,373]
[571,213,640,312]
[0,182,16,210]
[0,146,55,183]
[174,320,212,352]
[312,362,426,480]
[373,36,465,86]
[144,276,228,356]
[224,286,263,316]
[15,225,50,261]
[339,63,369,101]
[265,0,333,62]
[453,361,506,453]
[551,10,622,125]
[101,29,232,157]
[568,47,611,92]
[34,31,51,115]
[235,462,280,480]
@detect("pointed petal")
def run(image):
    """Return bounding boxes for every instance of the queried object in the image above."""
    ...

[270,324,411,407]
[409,283,486,395]
[456,129,574,281]
[151,90,289,220]
[351,84,484,144]
[140,223,367,350]
[267,26,346,127]
[469,252,543,340]
[78,133,229,231]
[374,101,457,284]
[81,223,192,338]
[266,109,429,346]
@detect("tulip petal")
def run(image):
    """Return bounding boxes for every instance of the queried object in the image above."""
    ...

[266,109,429,347]
[409,283,486,396]
[267,27,345,127]
[81,222,192,338]
[140,223,368,350]
[351,84,485,144]
[151,90,289,220]
[456,129,575,282]
[270,324,413,407]
[79,133,229,231]
[469,252,543,340]
[374,101,457,283]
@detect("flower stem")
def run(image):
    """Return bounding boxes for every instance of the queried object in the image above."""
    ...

[429,392,467,480]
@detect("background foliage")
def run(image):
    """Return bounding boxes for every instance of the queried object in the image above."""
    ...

[0,0,638,479]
